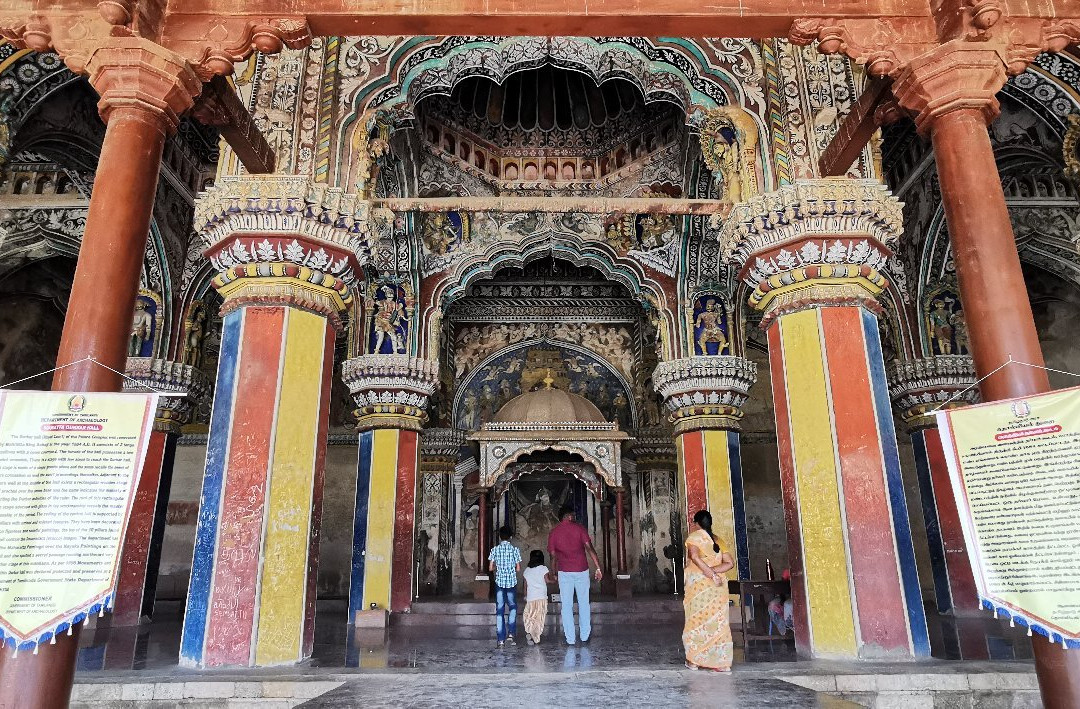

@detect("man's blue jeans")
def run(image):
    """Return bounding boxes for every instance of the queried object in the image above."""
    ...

[558,570,592,643]
[495,586,517,642]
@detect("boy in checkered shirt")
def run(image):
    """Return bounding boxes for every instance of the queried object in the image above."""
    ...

[488,526,522,647]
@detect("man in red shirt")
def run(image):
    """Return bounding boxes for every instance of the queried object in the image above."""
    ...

[547,505,603,644]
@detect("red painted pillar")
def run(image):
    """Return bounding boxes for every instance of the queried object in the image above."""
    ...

[615,489,628,575]
[0,39,199,709]
[113,360,210,626]
[894,44,1080,705]
[477,490,489,573]
[112,429,170,625]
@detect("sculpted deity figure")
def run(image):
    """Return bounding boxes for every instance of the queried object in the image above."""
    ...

[928,298,954,355]
[699,107,759,203]
[373,285,408,354]
[951,310,970,354]
[695,299,728,355]
[183,306,207,368]
[129,300,153,357]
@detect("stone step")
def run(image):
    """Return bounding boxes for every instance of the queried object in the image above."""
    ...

[407,597,685,615]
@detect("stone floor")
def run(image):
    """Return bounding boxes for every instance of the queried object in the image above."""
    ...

[69,599,1042,708]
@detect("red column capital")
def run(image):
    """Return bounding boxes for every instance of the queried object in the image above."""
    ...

[85,37,202,132]
[890,41,1006,134]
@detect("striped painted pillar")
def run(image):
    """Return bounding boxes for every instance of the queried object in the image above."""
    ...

[888,356,980,615]
[114,360,210,626]
[654,356,757,579]
[342,356,440,617]
[722,179,929,659]
[180,230,358,668]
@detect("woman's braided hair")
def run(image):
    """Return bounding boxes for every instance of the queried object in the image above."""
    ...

[693,509,720,553]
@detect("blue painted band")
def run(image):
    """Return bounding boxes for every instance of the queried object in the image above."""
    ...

[862,309,931,656]
[727,431,751,580]
[348,430,375,621]
[180,309,242,663]
[910,429,953,613]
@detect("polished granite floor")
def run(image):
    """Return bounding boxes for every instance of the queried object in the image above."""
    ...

[72,599,1038,709]
[74,597,1033,674]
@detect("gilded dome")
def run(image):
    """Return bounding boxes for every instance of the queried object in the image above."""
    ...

[492,383,607,424]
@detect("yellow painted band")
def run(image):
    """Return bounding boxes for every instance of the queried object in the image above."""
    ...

[361,428,399,611]
[256,309,327,665]
[752,275,884,311]
[780,309,857,657]
[703,429,737,559]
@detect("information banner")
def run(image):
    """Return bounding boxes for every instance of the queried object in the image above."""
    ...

[937,386,1080,649]
[0,390,157,650]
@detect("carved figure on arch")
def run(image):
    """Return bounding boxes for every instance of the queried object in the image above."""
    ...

[183,302,208,369]
[697,106,760,203]
[369,283,411,355]
[924,288,968,356]
[128,291,161,358]
[692,295,730,356]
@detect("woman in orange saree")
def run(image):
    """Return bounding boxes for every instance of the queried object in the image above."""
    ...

[682,509,735,671]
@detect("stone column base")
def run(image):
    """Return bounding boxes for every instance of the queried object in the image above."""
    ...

[473,575,490,600]
[354,609,389,629]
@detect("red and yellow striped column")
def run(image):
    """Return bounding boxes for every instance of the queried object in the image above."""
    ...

[342,355,439,617]
[722,179,929,659]
[888,356,980,616]
[654,356,756,579]
[180,236,357,668]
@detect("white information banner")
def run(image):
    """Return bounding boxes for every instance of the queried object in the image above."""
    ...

[937,385,1080,649]
[0,390,157,650]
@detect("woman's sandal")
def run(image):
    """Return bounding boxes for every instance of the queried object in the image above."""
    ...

[684,661,700,670]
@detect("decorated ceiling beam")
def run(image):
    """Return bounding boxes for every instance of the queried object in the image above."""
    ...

[2,1,1076,83]
[191,75,275,174]
[374,197,731,216]
[818,78,899,177]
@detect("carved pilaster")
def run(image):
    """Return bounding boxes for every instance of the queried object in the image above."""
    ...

[123,358,212,434]
[888,355,979,430]
[719,178,903,324]
[342,355,440,432]
[653,356,757,435]
[420,427,466,475]
[631,427,678,471]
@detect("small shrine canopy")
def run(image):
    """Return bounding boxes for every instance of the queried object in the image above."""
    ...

[470,375,630,491]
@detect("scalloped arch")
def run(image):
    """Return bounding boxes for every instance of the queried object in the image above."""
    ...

[489,442,617,489]
[336,36,758,186]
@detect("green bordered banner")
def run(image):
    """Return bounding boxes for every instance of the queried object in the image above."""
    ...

[937,385,1080,649]
[0,391,158,651]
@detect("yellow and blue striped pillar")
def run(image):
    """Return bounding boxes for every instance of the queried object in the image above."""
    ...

[654,356,757,579]
[342,355,440,618]
[722,179,929,659]
[180,234,357,668]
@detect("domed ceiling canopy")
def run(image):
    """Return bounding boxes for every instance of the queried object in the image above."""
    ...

[493,377,608,425]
